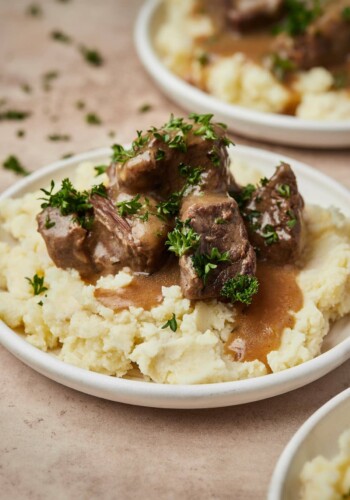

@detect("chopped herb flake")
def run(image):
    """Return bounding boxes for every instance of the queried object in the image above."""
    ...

[192,247,230,284]
[0,110,31,121]
[80,46,104,66]
[45,215,55,229]
[161,313,178,332]
[47,134,71,141]
[94,165,109,176]
[27,4,43,17]
[277,183,291,198]
[138,103,152,113]
[86,112,102,125]
[26,274,48,295]
[3,155,29,176]
[165,219,200,257]
[51,30,72,43]
[116,195,143,217]
[262,224,279,245]
[221,274,259,305]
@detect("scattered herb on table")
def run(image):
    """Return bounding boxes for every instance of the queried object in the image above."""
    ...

[21,83,32,94]
[192,247,230,284]
[16,129,26,138]
[221,274,259,305]
[161,313,178,332]
[26,4,43,17]
[47,134,71,141]
[86,112,102,125]
[61,152,74,159]
[51,30,72,43]
[166,219,200,257]
[138,103,152,113]
[75,100,85,110]
[197,52,210,66]
[42,70,59,91]
[0,110,31,121]
[80,46,104,67]
[26,274,48,295]
[2,155,29,176]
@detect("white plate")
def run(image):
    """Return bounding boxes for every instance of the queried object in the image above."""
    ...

[134,0,350,148]
[0,146,349,409]
[268,388,350,500]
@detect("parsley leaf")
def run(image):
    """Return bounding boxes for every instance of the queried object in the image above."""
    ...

[80,46,104,66]
[26,274,48,295]
[270,54,296,80]
[342,6,350,21]
[178,163,202,186]
[94,164,109,176]
[262,224,279,245]
[276,184,291,198]
[0,110,31,121]
[86,113,102,125]
[45,215,55,229]
[221,275,259,305]
[47,134,71,141]
[192,247,230,284]
[116,195,143,217]
[272,0,322,36]
[165,219,200,257]
[231,184,256,208]
[138,103,152,113]
[161,313,178,332]
[156,190,183,219]
[51,30,72,43]
[3,155,29,176]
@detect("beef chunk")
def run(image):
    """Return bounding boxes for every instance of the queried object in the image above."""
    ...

[37,207,96,277]
[109,121,231,197]
[179,193,256,300]
[89,194,170,275]
[272,0,350,69]
[241,162,304,264]
[226,0,284,31]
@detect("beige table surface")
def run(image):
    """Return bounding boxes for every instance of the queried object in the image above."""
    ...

[0,1,349,499]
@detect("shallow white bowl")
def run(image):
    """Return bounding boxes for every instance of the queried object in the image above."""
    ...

[134,0,350,148]
[268,388,350,500]
[0,146,349,408]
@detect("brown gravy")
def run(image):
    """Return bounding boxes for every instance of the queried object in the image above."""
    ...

[225,262,303,366]
[94,260,181,311]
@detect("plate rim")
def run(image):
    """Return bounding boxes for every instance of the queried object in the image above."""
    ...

[134,0,350,133]
[268,387,350,500]
[0,146,349,409]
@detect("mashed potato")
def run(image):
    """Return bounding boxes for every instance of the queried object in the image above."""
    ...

[0,159,349,384]
[300,429,350,500]
[155,0,350,120]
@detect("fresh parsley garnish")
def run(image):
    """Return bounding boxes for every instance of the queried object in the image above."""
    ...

[207,148,221,167]
[112,131,149,164]
[262,224,279,245]
[86,113,102,125]
[260,177,269,186]
[161,313,178,332]
[26,274,48,295]
[272,0,322,36]
[231,184,256,208]
[3,155,29,176]
[27,4,42,17]
[178,163,202,186]
[197,52,209,66]
[286,209,297,228]
[220,275,259,305]
[166,219,200,257]
[0,110,31,121]
[214,217,226,224]
[116,195,143,217]
[76,100,85,110]
[39,179,106,229]
[94,164,109,176]
[156,190,183,219]
[270,54,296,80]
[277,184,291,198]
[17,129,26,138]
[21,83,32,94]
[342,6,350,21]
[155,149,165,161]
[45,215,55,229]
[80,46,104,66]
[192,247,230,284]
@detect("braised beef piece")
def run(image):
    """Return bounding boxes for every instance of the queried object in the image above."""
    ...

[89,194,170,275]
[179,194,256,300]
[240,162,304,264]
[37,207,96,278]
[272,0,350,69]
[109,123,230,197]
[226,0,284,31]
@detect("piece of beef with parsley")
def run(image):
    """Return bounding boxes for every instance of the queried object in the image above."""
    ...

[178,193,256,300]
[272,0,350,70]
[237,162,304,264]
[108,114,232,198]
[226,0,284,31]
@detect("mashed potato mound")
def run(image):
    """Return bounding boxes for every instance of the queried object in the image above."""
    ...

[0,160,349,384]
[300,429,350,500]
[155,0,350,120]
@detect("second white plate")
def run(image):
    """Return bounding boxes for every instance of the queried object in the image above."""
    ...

[135,0,350,148]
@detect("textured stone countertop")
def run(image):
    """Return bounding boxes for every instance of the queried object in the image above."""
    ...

[0,1,349,499]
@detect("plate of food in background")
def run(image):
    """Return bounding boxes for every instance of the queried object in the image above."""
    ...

[269,388,350,500]
[0,114,349,408]
[135,0,350,147]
